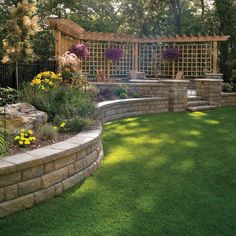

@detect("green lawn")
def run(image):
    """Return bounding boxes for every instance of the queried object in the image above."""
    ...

[1,107,236,236]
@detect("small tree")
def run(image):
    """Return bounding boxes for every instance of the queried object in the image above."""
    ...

[2,0,39,88]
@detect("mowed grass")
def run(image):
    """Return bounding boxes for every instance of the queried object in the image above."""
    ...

[0,107,236,236]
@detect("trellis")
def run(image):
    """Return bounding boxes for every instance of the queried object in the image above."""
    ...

[46,18,230,79]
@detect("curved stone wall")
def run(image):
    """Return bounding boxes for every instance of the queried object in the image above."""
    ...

[0,97,169,218]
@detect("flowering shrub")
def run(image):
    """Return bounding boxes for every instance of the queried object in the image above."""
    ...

[105,48,123,62]
[31,71,62,91]
[68,43,89,60]
[59,51,88,90]
[162,47,181,61]
[14,129,36,147]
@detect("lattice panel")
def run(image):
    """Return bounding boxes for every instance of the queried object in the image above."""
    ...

[138,42,213,78]
[80,40,133,77]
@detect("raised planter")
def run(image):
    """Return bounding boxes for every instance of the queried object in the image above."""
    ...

[0,97,169,218]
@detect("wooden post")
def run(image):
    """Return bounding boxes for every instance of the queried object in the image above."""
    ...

[133,42,139,71]
[55,30,61,73]
[55,30,61,58]
[172,60,175,79]
[213,41,218,74]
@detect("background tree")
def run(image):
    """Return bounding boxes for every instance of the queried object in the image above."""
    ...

[2,0,39,63]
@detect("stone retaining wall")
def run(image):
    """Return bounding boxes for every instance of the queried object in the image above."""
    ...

[0,97,170,218]
[221,93,236,106]
[0,129,103,218]
[92,82,168,98]
[98,97,169,123]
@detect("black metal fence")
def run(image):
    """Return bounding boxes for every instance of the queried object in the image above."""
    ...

[0,60,57,89]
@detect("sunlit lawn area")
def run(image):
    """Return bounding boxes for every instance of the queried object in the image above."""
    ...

[0,107,236,236]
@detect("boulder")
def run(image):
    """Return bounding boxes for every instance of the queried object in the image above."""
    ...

[0,103,48,133]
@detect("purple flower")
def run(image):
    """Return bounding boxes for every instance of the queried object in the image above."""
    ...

[105,48,123,62]
[162,47,181,61]
[68,43,89,60]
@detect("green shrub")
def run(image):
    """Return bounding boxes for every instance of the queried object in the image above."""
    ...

[40,124,58,140]
[114,85,128,97]
[0,87,18,106]
[132,92,141,98]
[119,92,128,99]
[222,83,234,92]
[20,85,96,132]
[0,135,7,157]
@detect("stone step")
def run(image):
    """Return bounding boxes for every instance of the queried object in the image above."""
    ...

[187,101,209,107]
[187,105,217,112]
[187,96,203,102]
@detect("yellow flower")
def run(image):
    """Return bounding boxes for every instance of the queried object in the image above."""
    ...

[28,130,33,135]
[14,136,20,141]
[24,140,31,145]
[60,122,66,128]
[19,141,24,145]
[31,78,41,85]
[48,81,53,86]
[53,126,58,129]
[20,129,25,133]
[31,137,36,141]
[41,85,45,90]
[44,79,49,83]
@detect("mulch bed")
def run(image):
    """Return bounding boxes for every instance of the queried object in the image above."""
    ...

[6,132,76,156]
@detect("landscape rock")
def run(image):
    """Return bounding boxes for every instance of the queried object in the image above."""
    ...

[0,103,48,133]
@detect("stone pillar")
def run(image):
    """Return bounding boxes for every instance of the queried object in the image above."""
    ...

[161,80,189,112]
[195,78,223,106]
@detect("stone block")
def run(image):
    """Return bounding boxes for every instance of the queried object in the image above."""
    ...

[54,154,76,170]
[0,194,34,218]
[0,160,16,176]
[22,165,44,180]
[68,164,75,176]
[34,186,55,204]
[55,183,63,196]
[62,172,84,191]
[74,158,87,173]
[76,149,87,160]
[42,167,68,189]
[4,184,17,201]
[0,188,4,202]
[18,177,41,196]
[0,172,21,188]
[44,162,54,174]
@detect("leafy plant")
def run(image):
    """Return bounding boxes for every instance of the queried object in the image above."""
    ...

[40,124,58,140]
[0,135,7,157]
[132,92,141,98]
[114,85,128,97]
[20,85,96,132]
[0,87,18,106]
[31,71,62,91]
[119,92,128,99]
[222,82,234,92]
[14,129,36,147]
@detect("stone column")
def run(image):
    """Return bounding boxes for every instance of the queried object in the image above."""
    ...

[195,77,223,106]
[161,80,189,112]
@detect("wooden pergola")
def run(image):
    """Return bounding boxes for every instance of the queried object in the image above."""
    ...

[46,18,230,79]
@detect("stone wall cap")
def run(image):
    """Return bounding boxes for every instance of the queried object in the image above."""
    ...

[195,79,223,82]
[97,97,167,108]
[221,92,236,96]
[1,128,101,173]
[160,80,190,83]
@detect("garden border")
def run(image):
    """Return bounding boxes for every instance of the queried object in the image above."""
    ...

[0,97,168,218]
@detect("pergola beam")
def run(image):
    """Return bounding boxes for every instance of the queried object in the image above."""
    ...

[46,18,230,43]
